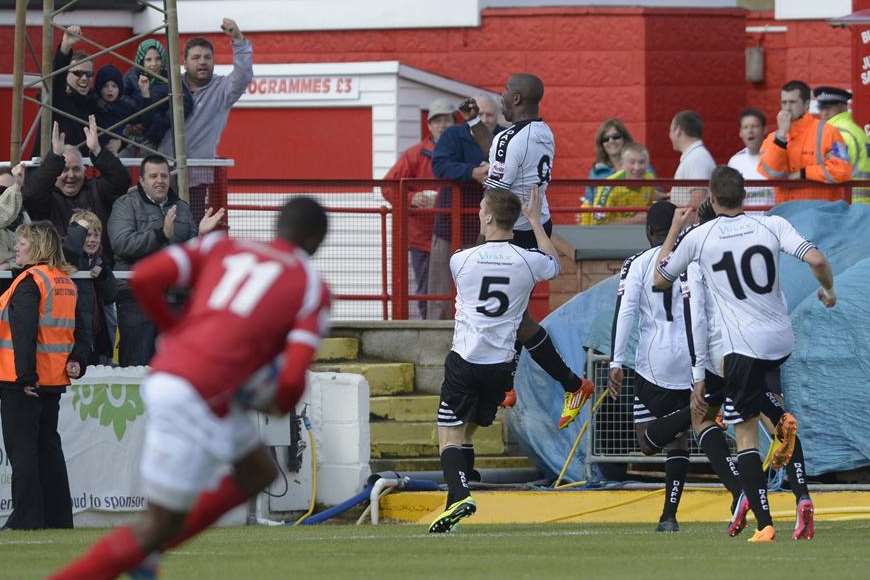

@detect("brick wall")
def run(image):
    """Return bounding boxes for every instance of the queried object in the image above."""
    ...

[549,235,622,311]
[176,6,745,180]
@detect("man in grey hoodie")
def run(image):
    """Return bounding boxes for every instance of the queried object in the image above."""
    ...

[160,18,253,217]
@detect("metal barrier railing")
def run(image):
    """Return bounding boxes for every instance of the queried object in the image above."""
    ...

[224,178,858,320]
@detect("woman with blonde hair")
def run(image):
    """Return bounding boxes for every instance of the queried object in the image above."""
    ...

[0,220,84,529]
[64,210,118,365]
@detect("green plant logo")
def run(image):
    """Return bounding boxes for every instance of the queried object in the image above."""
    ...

[71,384,145,441]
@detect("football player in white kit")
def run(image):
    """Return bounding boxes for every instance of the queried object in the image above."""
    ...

[686,199,818,540]
[484,73,592,431]
[429,185,560,533]
[608,201,694,532]
[654,166,835,543]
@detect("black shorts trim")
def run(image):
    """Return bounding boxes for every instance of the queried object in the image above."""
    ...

[632,374,690,424]
[511,220,553,250]
[437,351,513,427]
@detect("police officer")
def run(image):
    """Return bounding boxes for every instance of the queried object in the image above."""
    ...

[814,85,870,203]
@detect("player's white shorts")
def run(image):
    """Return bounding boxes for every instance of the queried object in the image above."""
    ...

[140,372,261,511]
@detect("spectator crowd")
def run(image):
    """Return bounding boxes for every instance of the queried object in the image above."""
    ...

[385,78,865,319]
[0,17,250,530]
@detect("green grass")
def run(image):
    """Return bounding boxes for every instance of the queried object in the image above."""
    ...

[2,521,869,579]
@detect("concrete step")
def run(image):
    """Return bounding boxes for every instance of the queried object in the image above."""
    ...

[370,395,440,422]
[332,322,453,394]
[312,362,414,396]
[315,337,359,362]
[370,420,505,458]
[371,455,536,473]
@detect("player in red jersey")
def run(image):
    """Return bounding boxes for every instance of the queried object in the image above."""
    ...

[51,198,330,580]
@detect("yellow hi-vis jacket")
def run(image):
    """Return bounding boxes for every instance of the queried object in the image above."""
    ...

[827,110,870,204]
[0,264,77,387]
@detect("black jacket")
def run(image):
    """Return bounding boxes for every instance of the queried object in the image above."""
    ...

[63,223,119,364]
[0,265,88,392]
[31,46,99,157]
[23,149,130,266]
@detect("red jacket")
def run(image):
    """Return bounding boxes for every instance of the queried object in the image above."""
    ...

[383,138,436,252]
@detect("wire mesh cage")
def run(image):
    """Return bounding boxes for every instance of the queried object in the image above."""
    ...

[585,352,733,465]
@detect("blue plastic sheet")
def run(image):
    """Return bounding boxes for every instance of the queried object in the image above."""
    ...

[511,201,870,479]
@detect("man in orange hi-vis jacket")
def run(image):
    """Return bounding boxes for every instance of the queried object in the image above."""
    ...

[758,80,852,203]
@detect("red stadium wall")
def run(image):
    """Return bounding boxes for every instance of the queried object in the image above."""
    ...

[201,6,746,178]
[218,107,372,179]
[0,7,855,176]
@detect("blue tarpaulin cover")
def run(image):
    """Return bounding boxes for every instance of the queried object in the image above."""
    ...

[511,201,870,480]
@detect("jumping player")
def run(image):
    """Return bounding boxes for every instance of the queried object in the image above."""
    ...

[483,73,591,431]
[429,185,560,533]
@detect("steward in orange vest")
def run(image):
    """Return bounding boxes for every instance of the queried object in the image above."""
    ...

[0,221,83,530]
[0,263,78,387]
[758,80,852,203]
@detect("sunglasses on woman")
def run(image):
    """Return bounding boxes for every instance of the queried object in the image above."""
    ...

[69,70,94,79]
[601,133,623,143]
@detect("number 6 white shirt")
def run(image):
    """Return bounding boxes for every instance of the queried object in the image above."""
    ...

[485,119,554,231]
[658,214,815,361]
[450,240,559,364]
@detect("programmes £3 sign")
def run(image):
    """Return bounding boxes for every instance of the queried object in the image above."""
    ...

[243,76,360,101]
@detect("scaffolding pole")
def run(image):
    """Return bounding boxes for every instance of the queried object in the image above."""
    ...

[9,0,188,192]
[165,0,189,202]
[41,0,54,158]
[10,0,27,164]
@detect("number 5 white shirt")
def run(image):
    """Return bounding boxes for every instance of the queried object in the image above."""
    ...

[658,214,815,361]
[450,241,559,364]
[485,119,554,231]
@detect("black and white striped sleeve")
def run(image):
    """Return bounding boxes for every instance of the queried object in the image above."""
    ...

[657,225,698,283]
[610,254,641,368]
[771,216,816,261]
[683,264,707,383]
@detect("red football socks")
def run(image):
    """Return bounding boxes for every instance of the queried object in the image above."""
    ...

[50,525,146,580]
[165,474,249,549]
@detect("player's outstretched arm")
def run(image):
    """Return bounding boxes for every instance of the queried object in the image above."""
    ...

[523,184,559,261]
[653,207,694,289]
[803,248,836,307]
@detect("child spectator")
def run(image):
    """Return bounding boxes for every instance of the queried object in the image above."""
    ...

[582,143,657,225]
[63,210,118,365]
[95,64,146,154]
[123,39,192,155]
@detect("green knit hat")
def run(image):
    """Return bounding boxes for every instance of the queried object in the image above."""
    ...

[135,39,167,84]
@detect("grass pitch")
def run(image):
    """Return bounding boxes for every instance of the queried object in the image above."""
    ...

[2,520,868,579]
